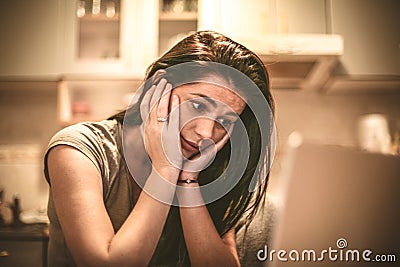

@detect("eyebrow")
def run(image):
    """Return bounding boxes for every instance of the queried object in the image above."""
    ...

[190,93,239,117]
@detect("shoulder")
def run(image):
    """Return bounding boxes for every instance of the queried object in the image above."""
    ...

[49,119,120,147]
[44,119,122,185]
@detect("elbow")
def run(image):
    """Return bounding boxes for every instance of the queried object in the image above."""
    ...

[73,249,149,267]
[73,252,110,267]
[76,257,148,267]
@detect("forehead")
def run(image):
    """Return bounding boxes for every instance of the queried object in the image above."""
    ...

[174,82,247,114]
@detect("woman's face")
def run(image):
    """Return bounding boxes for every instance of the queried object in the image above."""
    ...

[171,82,246,159]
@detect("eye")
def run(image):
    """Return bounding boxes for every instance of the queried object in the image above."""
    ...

[216,118,233,128]
[191,100,206,112]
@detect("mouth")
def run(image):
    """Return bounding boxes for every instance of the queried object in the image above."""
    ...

[180,135,199,155]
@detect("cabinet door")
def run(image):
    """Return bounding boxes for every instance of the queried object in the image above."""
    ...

[331,0,400,76]
[0,240,44,267]
[198,0,327,48]
[198,0,269,44]
[0,0,63,76]
[158,0,198,56]
[277,0,326,34]
[62,0,158,77]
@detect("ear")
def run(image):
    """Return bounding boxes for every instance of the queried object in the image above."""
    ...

[151,69,167,85]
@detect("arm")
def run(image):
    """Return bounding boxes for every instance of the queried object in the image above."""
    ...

[47,145,179,267]
[177,179,240,267]
[176,126,240,266]
[48,79,181,267]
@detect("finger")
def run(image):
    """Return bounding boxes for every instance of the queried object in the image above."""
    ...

[140,85,156,123]
[158,83,172,120]
[168,94,180,129]
[183,147,216,172]
[182,139,216,172]
[215,124,234,151]
[199,141,217,160]
[182,125,233,172]
[162,94,183,169]
[198,138,215,151]
[149,78,168,113]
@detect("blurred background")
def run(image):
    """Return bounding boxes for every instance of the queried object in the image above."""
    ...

[0,0,399,241]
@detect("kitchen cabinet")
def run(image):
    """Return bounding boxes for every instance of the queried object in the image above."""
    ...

[197,0,327,47]
[62,0,198,75]
[62,0,158,77]
[276,0,327,34]
[0,224,48,267]
[0,0,159,77]
[0,240,45,267]
[57,0,200,125]
[196,0,344,90]
[158,0,198,56]
[0,0,63,76]
[326,0,400,91]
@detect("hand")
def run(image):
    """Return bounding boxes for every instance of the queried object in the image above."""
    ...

[181,125,233,175]
[140,79,182,175]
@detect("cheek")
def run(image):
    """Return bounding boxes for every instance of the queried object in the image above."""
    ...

[180,119,195,135]
[180,119,227,140]
[213,124,228,141]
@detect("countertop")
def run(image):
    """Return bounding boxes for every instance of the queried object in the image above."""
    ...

[0,223,49,241]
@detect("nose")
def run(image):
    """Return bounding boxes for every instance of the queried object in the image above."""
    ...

[194,118,215,140]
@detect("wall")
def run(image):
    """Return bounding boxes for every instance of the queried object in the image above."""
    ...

[0,82,60,212]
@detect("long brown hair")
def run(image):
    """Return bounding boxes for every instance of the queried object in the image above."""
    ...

[111,30,275,266]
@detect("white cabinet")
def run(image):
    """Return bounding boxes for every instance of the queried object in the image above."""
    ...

[158,0,198,56]
[61,0,158,77]
[57,0,199,125]
[325,0,400,91]
[197,0,340,90]
[330,0,400,76]
[0,0,63,76]
[198,0,327,48]
[62,0,199,75]
[276,0,327,34]
[0,0,159,78]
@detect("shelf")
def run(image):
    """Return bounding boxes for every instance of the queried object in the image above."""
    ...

[78,13,120,22]
[323,75,400,94]
[159,12,197,21]
[57,79,142,125]
[158,9,198,56]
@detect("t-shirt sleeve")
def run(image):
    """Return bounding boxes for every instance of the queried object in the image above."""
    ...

[43,121,120,194]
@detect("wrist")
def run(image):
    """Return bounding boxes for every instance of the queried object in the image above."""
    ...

[152,166,180,183]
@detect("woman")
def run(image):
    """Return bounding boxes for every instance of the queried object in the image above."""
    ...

[44,31,275,266]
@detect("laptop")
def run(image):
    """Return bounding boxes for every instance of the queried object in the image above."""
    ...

[265,134,400,267]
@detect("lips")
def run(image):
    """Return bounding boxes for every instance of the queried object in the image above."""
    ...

[180,135,199,154]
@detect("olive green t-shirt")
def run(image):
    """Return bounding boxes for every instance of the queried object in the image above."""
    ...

[44,119,276,267]
[44,119,134,267]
